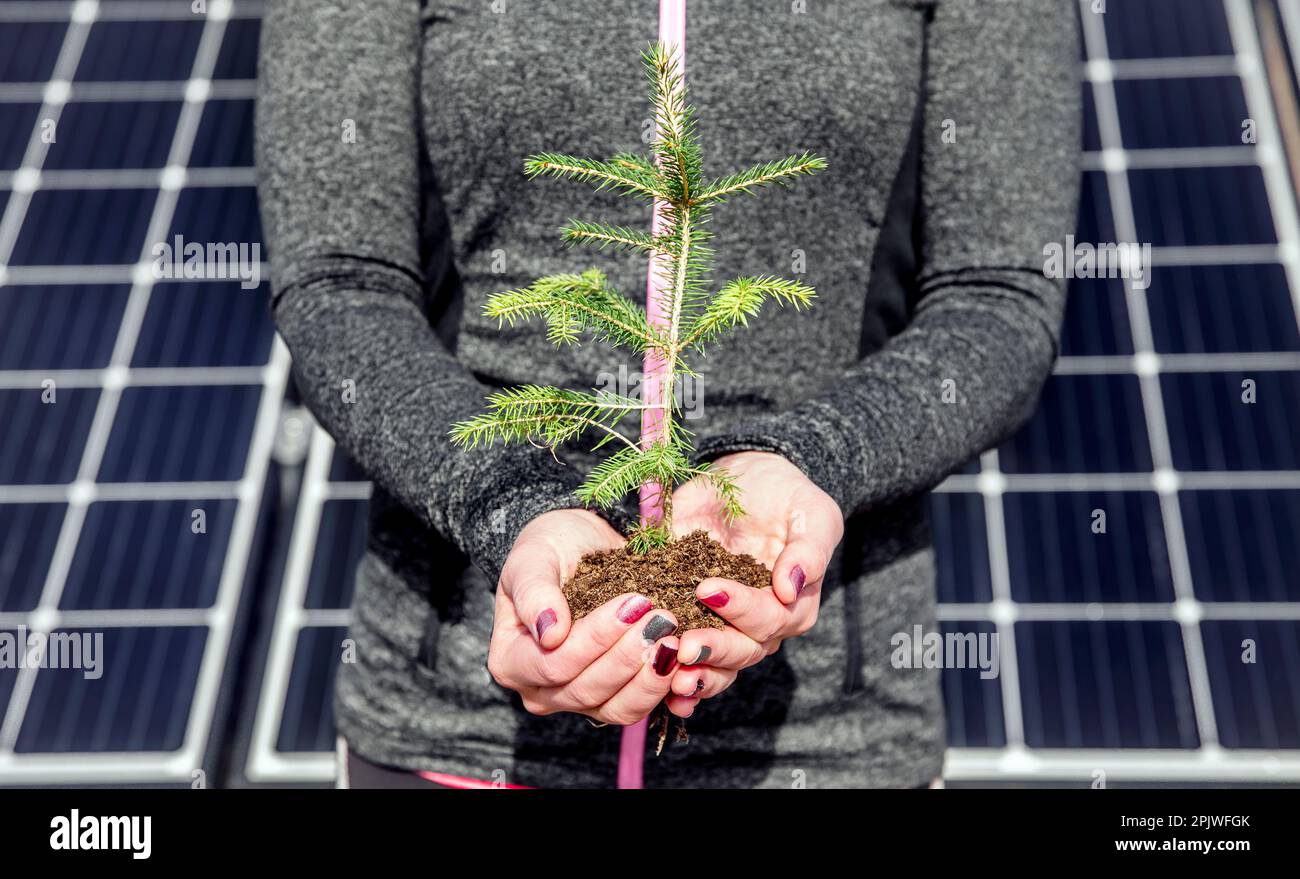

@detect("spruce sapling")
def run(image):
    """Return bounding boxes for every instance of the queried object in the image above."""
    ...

[450,43,826,555]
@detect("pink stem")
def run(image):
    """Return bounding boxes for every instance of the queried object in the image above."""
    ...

[618,0,685,791]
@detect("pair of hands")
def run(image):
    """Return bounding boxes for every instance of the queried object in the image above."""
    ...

[486,451,845,725]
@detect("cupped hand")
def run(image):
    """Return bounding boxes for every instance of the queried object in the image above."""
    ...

[487,509,681,725]
[663,451,845,717]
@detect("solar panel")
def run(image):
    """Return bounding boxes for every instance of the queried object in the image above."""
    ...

[3,0,1299,788]
[941,0,1300,783]
[245,427,361,783]
[0,0,288,786]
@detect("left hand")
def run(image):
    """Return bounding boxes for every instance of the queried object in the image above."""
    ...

[662,450,844,717]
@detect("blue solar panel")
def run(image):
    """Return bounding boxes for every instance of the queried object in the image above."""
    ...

[0,284,129,369]
[1114,76,1250,148]
[1147,263,1300,353]
[305,500,366,611]
[0,104,38,169]
[941,620,1006,748]
[998,374,1154,473]
[60,499,238,610]
[0,22,66,82]
[11,187,155,264]
[1004,491,1174,603]
[74,21,204,82]
[0,503,65,612]
[97,385,262,482]
[1061,275,1133,356]
[1081,84,1101,152]
[0,637,16,720]
[1075,169,1117,244]
[276,625,346,753]
[212,18,260,80]
[1102,0,1235,59]
[1182,489,1300,602]
[1162,370,1300,470]
[44,100,183,169]
[1201,620,1300,749]
[189,99,254,168]
[131,282,274,367]
[15,626,208,753]
[1017,620,1200,749]
[328,446,369,483]
[1129,166,1277,246]
[167,185,262,249]
[929,493,993,604]
[0,4,285,787]
[0,387,99,484]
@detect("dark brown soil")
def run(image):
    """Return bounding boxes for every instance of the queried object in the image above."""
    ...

[563,530,771,631]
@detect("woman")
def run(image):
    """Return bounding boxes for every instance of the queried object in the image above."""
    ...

[256,0,1080,788]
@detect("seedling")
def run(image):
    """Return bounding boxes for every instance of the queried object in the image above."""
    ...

[451,44,826,551]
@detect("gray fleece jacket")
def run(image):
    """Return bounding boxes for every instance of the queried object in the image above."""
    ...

[255,0,1080,788]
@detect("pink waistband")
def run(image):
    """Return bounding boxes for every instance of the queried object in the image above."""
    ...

[414,770,532,789]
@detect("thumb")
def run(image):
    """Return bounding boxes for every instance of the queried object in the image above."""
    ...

[500,541,572,649]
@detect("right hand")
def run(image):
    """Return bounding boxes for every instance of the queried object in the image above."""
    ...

[486,509,681,725]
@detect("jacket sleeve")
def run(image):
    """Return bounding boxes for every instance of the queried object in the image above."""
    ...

[255,0,598,584]
[694,0,1082,516]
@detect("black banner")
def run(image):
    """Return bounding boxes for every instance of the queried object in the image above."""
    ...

[0,788,1287,865]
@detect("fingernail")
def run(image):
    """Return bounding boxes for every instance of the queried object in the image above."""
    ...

[700,591,729,609]
[693,678,705,694]
[534,609,557,641]
[641,614,676,643]
[689,646,711,665]
[616,595,653,624]
[791,565,807,596]
[653,643,678,676]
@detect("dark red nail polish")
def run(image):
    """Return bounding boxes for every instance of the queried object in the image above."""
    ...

[693,678,705,694]
[534,609,557,641]
[791,565,807,596]
[700,591,729,608]
[616,595,652,624]
[653,643,678,676]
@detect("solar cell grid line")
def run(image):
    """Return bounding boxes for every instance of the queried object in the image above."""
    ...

[0,1,256,23]
[1082,144,1256,168]
[973,450,1027,751]
[0,481,245,506]
[0,365,266,389]
[0,78,258,103]
[936,469,1300,493]
[0,167,258,190]
[1057,352,1300,373]
[1093,55,1241,80]
[936,603,1300,622]
[1078,0,1222,753]
[0,0,282,783]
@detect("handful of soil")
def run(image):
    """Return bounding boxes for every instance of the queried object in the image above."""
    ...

[563,530,772,631]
